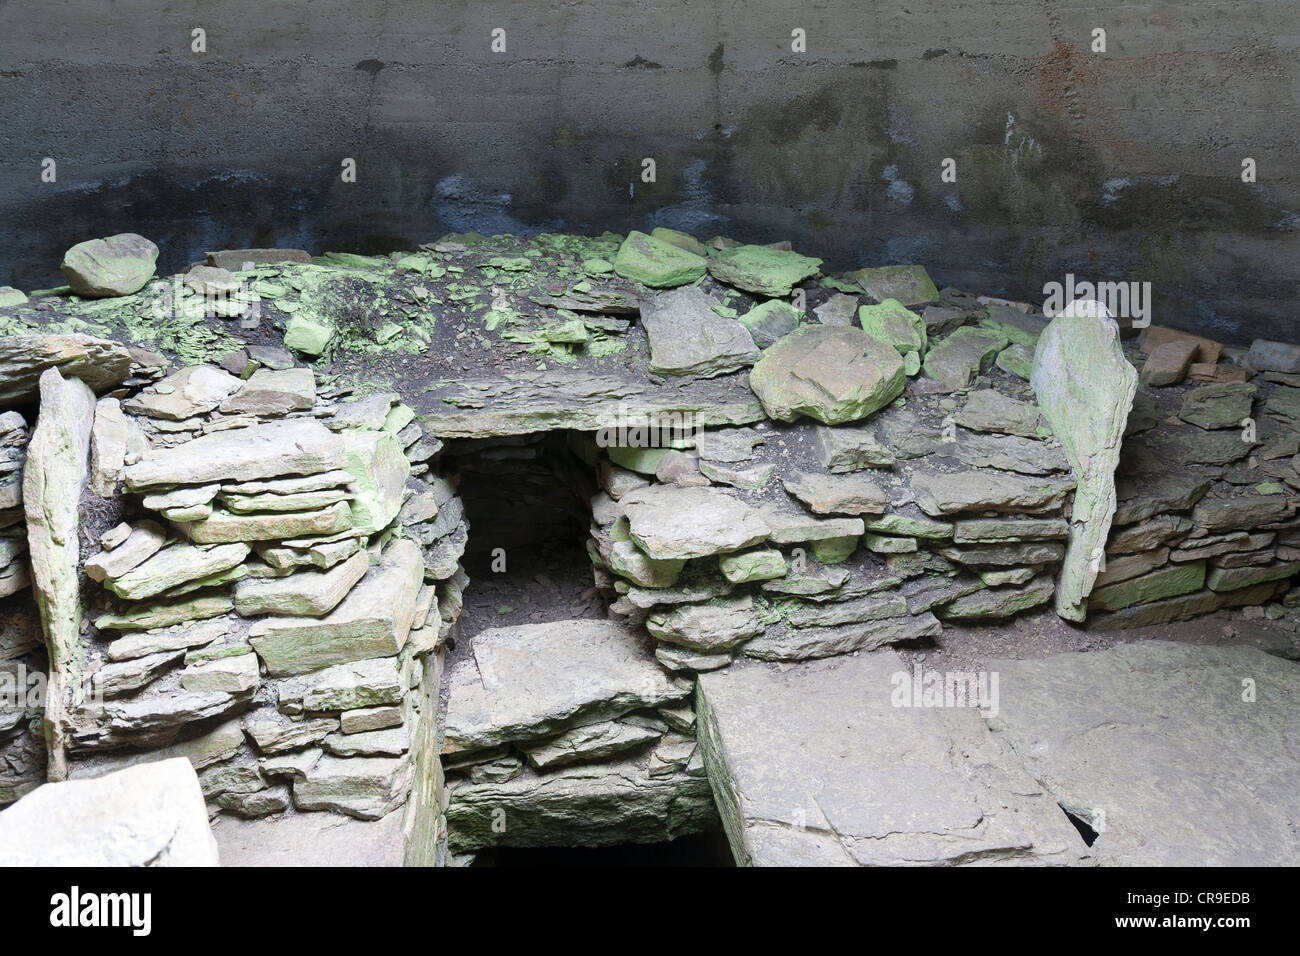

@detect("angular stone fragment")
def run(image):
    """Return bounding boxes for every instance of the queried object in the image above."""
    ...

[178,500,352,544]
[1030,304,1137,621]
[244,714,338,754]
[1088,560,1206,610]
[60,233,158,297]
[909,470,1071,516]
[1206,560,1299,592]
[953,433,1069,475]
[1178,382,1256,430]
[443,619,689,753]
[220,367,316,415]
[293,754,409,821]
[248,539,422,676]
[519,721,662,771]
[105,541,249,600]
[0,758,217,865]
[698,652,1085,865]
[707,245,821,297]
[848,264,939,306]
[640,287,761,377]
[341,429,408,534]
[0,334,132,409]
[783,471,886,515]
[613,231,707,287]
[1112,471,1212,525]
[937,576,1054,620]
[922,327,1009,390]
[125,419,346,490]
[94,594,233,632]
[740,300,801,348]
[1191,493,1289,532]
[323,725,410,757]
[647,596,764,652]
[105,618,230,661]
[89,650,184,698]
[954,517,1070,543]
[620,485,768,559]
[234,549,369,617]
[1107,514,1193,553]
[956,390,1045,437]
[784,592,907,628]
[1247,339,1300,374]
[718,548,787,583]
[749,325,905,424]
[814,292,860,326]
[813,423,896,472]
[340,706,403,735]
[863,511,953,539]
[1140,340,1197,387]
[89,397,128,496]
[123,366,243,421]
[84,519,166,582]
[180,652,260,694]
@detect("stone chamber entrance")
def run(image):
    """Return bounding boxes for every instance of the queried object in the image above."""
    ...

[0,226,1297,869]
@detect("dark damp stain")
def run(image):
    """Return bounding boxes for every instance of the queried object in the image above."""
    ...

[708,43,724,75]
[923,48,948,59]
[354,59,385,77]
[621,55,663,70]
[850,59,897,70]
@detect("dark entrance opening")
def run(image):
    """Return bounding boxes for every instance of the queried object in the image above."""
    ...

[441,431,605,639]
[1059,805,1101,847]
[468,830,737,867]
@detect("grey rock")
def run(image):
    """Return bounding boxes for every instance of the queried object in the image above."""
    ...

[279,657,405,713]
[1178,382,1256,430]
[0,758,217,865]
[646,595,765,652]
[0,334,132,406]
[89,650,184,698]
[519,720,662,770]
[952,432,1069,475]
[60,233,158,297]
[1247,338,1300,374]
[1030,306,1136,621]
[783,471,887,515]
[244,714,339,755]
[954,517,1070,543]
[323,724,410,757]
[937,575,1055,619]
[234,549,369,617]
[988,641,1300,865]
[84,519,166,582]
[742,611,940,662]
[620,485,768,559]
[922,326,1008,390]
[446,756,717,852]
[104,541,249,600]
[122,365,244,421]
[443,619,689,754]
[639,287,761,378]
[220,367,316,415]
[697,653,1084,864]
[106,618,231,662]
[813,423,896,472]
[293,754,410,821]
[248,539,422,676]
[909,470,1072,516]
[124,418,346,491]
[179,653,260,694]
[951,389,1047,438]
[813,293,859,326]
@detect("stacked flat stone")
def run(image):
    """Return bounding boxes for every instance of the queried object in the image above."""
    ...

[0,411,29,598]
[1090,371,1300,628]
[64,362,465,822]
[585,347,1074,668]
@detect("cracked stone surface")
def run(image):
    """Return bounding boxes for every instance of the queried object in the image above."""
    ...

[696,651,1089,866]
[987,640,1300,866]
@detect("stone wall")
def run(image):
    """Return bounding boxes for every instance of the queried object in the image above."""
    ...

[2,1,1298,343]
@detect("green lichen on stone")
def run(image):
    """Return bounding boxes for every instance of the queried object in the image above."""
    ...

[613,231,708,288]
[706,245,822,297]
[858,298,927,356]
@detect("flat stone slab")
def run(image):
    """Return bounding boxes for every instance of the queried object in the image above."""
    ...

[697,651,1086,865]
[987,641,1300,865]
[213,804,405,866]
[0,757,218,865]
[446,755,717,853]
[639,286,760,378]
[443,619,690,754]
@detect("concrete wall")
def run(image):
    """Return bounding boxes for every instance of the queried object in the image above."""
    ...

[1,0,1296,344]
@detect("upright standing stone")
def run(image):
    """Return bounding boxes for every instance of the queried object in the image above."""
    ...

[1030,301,1136,621]
[23,369,97,780]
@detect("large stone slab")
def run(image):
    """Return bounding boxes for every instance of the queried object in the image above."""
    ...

[1030,304,1136,621]
[124,418,346,490]
[234,549,369,617]
[988,641,1300,865]
[620,485,768,559]
[122,365,243,421]
[0,757,218,865]
[213,802,405,866]
[23,369,96,780]
[639,287,760,378]
[909,470,1072,516]
[443,619,689,753]
[612,231,707,287]
[446,756,717,852]
[105,541,249,600]
[0,334,132,407]
[248,539,422,676]
[749,325,905,424]
[696,653,1086,865]
[706,244,822,297]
